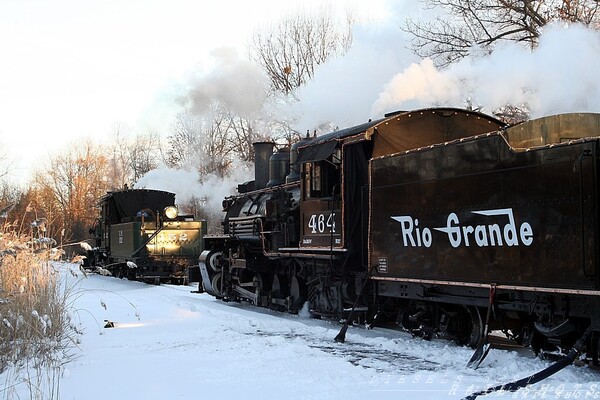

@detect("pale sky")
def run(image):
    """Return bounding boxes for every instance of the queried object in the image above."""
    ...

[4,1,598,185]
[0,0,391,183]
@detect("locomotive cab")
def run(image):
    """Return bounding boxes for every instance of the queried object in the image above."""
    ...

[299,156,342,248]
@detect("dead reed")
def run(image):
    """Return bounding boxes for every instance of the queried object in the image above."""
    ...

[0,229,78,399]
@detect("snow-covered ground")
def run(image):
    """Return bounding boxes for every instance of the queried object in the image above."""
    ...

[3,263,600,399]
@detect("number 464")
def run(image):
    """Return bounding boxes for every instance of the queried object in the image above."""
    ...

[308,213,336,234]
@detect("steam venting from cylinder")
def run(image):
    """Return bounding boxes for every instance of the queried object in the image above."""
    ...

[253,142,275,190]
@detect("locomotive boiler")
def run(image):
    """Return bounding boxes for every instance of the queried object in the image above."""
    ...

[199,107,600,363]
[88,189,206,284]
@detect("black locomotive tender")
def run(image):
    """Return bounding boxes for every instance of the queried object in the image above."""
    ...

[88,189,206,283]
[196,107,600,362]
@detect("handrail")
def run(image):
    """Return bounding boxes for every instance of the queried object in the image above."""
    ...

[130,226,164,258]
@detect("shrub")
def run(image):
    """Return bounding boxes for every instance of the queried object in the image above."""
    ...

[0,230,77,399]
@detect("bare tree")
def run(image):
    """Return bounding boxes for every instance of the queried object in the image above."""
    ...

[167,107,234,177]
[0,146,21,215]
[107,122,133,190]
[226,114,266,163]
[106,124,162,188]
[0,144,12,180]
[404,0,600,67]
[200,109,233,176]
[0,181,22,226]
[167,112,203,169]
[128,131,161,182]
[33,140,110,241]
[259,94,303,146]
[250,6,354,95]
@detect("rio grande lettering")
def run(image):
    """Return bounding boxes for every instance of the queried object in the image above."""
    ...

[391,208,533,248]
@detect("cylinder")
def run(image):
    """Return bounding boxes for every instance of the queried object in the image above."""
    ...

[253,142,275,190]
[267,148,290,187]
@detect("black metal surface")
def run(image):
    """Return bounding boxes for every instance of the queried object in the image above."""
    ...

[297,140,339,164]
[200,108,600,365]
[370,133,598,290]
[103,189,175,224]
[267,148,290,187]
[253,142,275,190]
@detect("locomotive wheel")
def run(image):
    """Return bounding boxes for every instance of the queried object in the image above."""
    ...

[288,276,306,312]
[206,251,223,272]
[271,274,289,297]
[266,274,288,310]
[397,301,434,340]
[252,273,264,306]
[126,266,137,280]
[211,273,222,296]
[437,306,484,347]
[117,264,126,279]
[462,306,483,348]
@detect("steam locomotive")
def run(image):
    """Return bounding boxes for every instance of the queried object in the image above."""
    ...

[88,189,206,284]
[198,107,600,362]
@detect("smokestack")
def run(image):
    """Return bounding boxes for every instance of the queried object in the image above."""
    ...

[253,142,275,190]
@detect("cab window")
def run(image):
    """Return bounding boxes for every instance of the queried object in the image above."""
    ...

[303,159,340,199]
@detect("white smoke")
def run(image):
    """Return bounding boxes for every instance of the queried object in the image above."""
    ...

[136,47,267,227]
[133,164,253,220]
[178,47,271,118]
[372,23,600,118]
[293,19,419,132]
[372,58,460,109]
[134,168,203,205]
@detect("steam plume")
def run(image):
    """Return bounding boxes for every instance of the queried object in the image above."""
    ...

[178,47,270,118]
[133,165,252,220]
[373,23,600,118]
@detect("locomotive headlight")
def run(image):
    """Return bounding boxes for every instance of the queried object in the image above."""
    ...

[164,205,178,220]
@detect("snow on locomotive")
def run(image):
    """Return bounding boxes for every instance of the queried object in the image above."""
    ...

[199,107,600,362]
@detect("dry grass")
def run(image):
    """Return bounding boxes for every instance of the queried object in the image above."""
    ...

[0,230,78,399]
